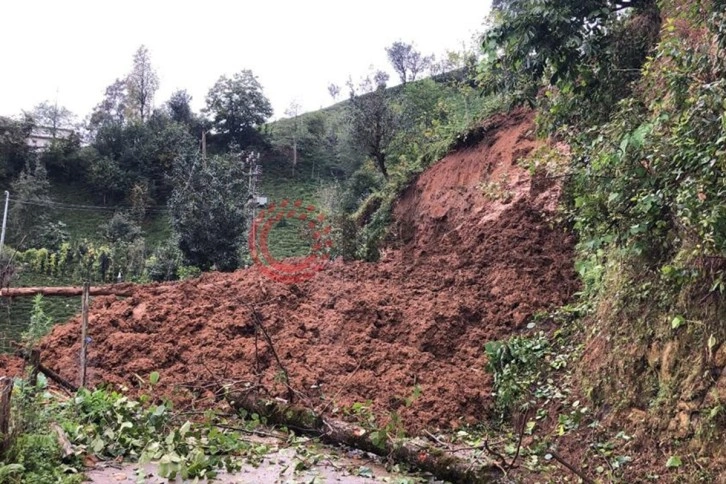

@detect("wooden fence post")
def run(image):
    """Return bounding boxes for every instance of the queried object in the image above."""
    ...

[79,282,90,388]
[0,377,12,455]
[29,349,40,385]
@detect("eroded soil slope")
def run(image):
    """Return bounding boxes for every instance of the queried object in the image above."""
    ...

[38,109,578,431]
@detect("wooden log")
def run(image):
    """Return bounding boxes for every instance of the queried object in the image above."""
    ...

[0,377,12,454]
[38,362,78,393]
[52,423,74,458]
[12,345,79,393]
[227,394,501,484]
[0,284,134,298]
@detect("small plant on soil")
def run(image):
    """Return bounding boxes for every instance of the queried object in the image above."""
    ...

[1,374,85,483]
[518,144,570,177]
[340,400,409,450]
[485,333,551,418]
[21,294,54,345]
[477,173,513,202]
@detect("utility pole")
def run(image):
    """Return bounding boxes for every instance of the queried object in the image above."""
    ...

[246,152,261,199]
[243,152,263,229]
[0,191,9,255]
[53,87,60,139]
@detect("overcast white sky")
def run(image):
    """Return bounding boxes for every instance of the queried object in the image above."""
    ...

[0,1,492,121]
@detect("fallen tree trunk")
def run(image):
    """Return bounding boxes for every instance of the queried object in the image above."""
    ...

[227,393,502,483]
[0,284,135,298]
[38,362,79,393]
[13,345,79,393]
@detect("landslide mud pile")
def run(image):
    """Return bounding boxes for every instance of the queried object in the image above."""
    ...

[39,110,578,431]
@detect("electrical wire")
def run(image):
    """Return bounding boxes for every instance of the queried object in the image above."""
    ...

[7,197,171,214]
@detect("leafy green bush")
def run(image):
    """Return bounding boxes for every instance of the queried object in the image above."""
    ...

[64,384,270,480]
[169,151,250,272]
[1,375,84,484]
[100,211,142,244]
[37,221,70,251]
[17,238,147,283]
[484,334,550,418]
[6,433,82,484]
[21,295,53,344]
[145,242,183,282]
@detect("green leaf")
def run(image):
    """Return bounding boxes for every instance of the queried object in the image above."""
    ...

[671,315,685,329]
[91,437,105,453]
[149,371,160,385]
[666,455,682,468]
[619,136,629,155]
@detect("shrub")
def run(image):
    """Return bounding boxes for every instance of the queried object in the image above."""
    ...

[101,211,142,244]
[145,242,183,282]
[169,152,250,272]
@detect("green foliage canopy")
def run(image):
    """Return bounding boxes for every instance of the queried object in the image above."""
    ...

[169,151,251,271]
[204,70,273,150]
[483,0,660,119]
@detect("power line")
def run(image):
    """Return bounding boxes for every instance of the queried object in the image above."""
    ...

[7,197,170,214]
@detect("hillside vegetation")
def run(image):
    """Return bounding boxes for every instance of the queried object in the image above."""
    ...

[0,43,489,345]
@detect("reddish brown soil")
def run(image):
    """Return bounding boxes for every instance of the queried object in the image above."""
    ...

[0,354,27,377]
[20,110,579,431]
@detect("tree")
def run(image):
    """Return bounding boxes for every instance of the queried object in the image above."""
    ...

[385,41,433,84]
[89,79,129,129]
[430,44,480,77]
[29,101,75,137]
[169,150,250,271]
[167,90,194,125]
[9,160,52,248]
[303,113,332,178]
[101,211,142,243]
[482,0,660,104]
[0,114,35,181]
[284,100,302,174]
[204,70,273,150]
[27,102,82,181]
[85,154,127,204]
[127,45,160,122]
[347,71,398,179]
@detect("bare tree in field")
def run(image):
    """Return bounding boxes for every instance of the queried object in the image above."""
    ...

[127,45,159,122]
[385,41,434,84]
[284,100,302,174]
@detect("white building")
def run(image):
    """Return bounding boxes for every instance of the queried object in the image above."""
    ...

[26,126,74,150]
